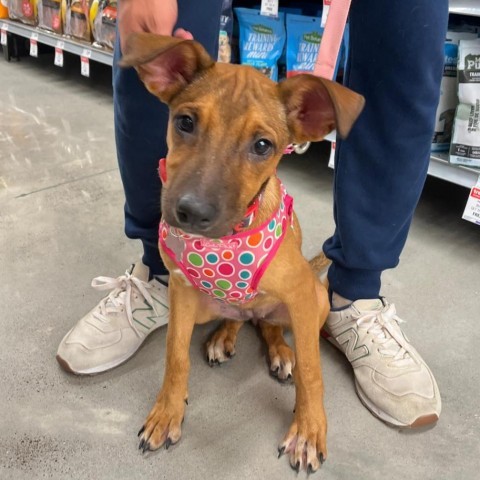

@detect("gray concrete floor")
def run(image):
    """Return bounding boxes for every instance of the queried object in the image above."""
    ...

[1,49,480,480]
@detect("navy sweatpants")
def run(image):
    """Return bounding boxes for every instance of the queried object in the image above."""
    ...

[112,0,224,275]
[113,0,448,300]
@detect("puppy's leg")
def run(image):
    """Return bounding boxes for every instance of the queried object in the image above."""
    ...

[138,282,208,452]
[259,322,295,383]
[206,320,243,366]
[278,271,329,473]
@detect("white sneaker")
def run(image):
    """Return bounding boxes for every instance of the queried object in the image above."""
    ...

[323,298,441,428]
[56,262,169,375]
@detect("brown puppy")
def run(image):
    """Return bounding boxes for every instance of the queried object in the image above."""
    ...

[121,33,364,473]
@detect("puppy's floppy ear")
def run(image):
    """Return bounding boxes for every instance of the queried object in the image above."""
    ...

[119,33,214,103]
[278,74,365,142]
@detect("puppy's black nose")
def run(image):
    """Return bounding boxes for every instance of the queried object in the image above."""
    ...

[175,194,217,231]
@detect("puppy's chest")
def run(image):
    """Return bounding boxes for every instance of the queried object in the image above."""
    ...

[200,293,288,324]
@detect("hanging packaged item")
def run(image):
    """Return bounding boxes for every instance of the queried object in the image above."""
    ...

[7,0,38,26]
[92,0,116,50]
[37,0,63,33]
[432,31,478,152]
[286,13,342,79]
[217,0,233,63]
[286,14,322,78]
[65,0,92,42]
[235,7,286,81]
[449,39,480,167]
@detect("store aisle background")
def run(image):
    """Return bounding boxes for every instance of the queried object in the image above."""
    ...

[1,51,479,480]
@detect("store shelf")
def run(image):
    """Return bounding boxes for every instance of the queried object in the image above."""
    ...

[1,19,113,66]
[449,0,480,18]
[429,152,479,189]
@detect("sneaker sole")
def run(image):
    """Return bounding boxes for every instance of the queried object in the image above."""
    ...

[56,322,167,376]
[321,329,439,429]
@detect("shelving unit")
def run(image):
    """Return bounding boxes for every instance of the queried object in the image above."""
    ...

[1,1,480,189]
[1,19,113,65]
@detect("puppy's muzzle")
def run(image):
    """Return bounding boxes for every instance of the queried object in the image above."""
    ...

[175,194,218,233]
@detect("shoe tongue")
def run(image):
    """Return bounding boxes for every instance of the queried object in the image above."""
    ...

[352,298,383,312]
[130,262,150,283]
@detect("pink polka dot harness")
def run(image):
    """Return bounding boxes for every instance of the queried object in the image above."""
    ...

[159,180,293,304]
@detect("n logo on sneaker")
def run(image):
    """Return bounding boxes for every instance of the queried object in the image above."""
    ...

[132,296,169,331]
[336,328,369,362]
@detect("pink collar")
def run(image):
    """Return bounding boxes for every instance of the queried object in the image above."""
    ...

[159,179,293,304]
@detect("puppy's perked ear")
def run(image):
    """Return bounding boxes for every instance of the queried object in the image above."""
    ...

[278,74,365,142]
[119,33,215,103]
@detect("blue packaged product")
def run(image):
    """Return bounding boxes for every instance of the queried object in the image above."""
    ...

[235,7,286,81]
[286,14,323,77]
[286,13,343,79]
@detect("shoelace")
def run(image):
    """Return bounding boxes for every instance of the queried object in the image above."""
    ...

[354,303,414,367]
[91,270,159,338]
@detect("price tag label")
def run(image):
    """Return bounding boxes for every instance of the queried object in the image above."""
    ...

[54,41,64,67]
[321,0,332,28]
[1,23,8,47]
[30,33,38,57]
[328,141,336,169]
[260,0,279,17]
[80,49,91,77]
[462,177,480,225]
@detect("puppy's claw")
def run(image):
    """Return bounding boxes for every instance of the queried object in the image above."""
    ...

[307,464,314,475]
[277,446,285,459]
[319,453,325,464]
[138,425,145,437]
[165,438,172,450]
[293,460,300,473]
[142,441,150,454]
[185,399,189,406]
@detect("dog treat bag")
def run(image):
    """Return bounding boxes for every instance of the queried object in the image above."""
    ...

[286,13,342,79]
[217,0,233,63]
[37,0,63,33]
[8,0,38,25]
[450,39,480,167]
[432,31,478,152]
[235,7,286,81]
[92,0,116,50]
[286,13,322,78]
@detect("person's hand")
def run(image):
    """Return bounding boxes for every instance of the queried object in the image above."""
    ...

[118,0,193,52]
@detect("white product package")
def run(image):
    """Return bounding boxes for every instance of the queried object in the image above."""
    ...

[450,39,480,167]
[432,31,478,152]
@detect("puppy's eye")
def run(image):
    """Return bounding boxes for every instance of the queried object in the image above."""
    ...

[175,115,195,134]
[252,139,273,156]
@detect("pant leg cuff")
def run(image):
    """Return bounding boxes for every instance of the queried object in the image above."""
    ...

[327,262,382,302]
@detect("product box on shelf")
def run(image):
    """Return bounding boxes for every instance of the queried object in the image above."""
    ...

[8,0,38,26]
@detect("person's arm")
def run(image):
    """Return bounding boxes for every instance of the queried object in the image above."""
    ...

[118,0,192,51]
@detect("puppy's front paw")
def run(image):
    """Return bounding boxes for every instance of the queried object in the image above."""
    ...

[138,393,186,453]
[206,324,238,366]
[278,409,327,473]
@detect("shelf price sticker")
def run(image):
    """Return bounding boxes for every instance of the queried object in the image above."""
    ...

[30,32,38,57]
[462,177,480,226]
[54,41,65,67]
[260,0,279,17]
[81,49,91,77]
[1,23,8,47]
